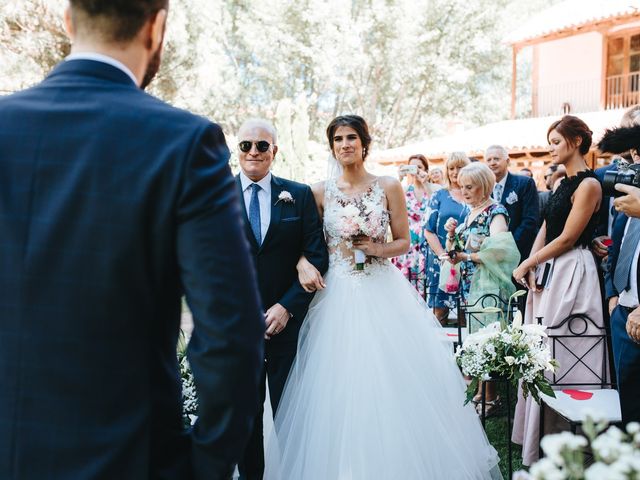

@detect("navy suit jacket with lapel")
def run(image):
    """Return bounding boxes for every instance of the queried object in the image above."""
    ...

[500,172,540,260]
[236,174,328,351]
[0,60,265,480]
[605,211,629,300]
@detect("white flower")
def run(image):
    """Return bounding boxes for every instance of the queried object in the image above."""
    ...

[276,190,294,204]
[505,356,516,365]
[512,310,523,328]
[529,458,564,480]
[585,462,621,480]
[627,422,640,435]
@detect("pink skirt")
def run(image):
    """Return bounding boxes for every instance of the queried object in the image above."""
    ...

[511,247,606,466]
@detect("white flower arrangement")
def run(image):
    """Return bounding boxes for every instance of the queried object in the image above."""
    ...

[177,331,198,427]
[455,291,559,405]
[514,416,640,480]
[275,190,294,205]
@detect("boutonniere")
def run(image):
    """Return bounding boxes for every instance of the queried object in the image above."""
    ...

[506,191,518,205]
[275,190,295,205]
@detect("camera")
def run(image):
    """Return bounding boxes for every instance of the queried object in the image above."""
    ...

[602,161,640,197]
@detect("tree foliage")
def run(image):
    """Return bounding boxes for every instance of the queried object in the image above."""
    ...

[0,0,559,181]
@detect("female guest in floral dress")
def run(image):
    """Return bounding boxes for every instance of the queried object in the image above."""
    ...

[425,152,470,323]
[444,163,519,414]
[512,115,605,466]
[392,154,440,299]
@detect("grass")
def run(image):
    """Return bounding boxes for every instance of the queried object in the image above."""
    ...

[484,381,525,478]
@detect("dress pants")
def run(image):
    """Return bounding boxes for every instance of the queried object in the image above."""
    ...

[238,346,297,480]
[611,305,640,425]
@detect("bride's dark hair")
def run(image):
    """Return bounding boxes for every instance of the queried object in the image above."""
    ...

[326,115,372,159]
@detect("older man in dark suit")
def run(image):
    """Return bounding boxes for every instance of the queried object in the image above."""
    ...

[485,145,539,261]
[235,119,328,480]
[0,2,264,479]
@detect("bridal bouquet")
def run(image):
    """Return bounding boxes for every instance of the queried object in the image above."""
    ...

[514,415,640,480]
[177,331,198,427]
[335,199,386,271]
[455,292,559,405]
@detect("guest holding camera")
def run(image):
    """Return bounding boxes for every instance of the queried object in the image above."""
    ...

[425,152,470,323]
[597,124,640,426]
[393,154,441,299]
[511,116,605,466]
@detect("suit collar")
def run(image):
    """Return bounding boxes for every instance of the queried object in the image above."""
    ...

[46,59,138,87]
[65,53,138,85]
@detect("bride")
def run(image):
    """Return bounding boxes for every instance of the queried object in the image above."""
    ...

[264,115,502,479]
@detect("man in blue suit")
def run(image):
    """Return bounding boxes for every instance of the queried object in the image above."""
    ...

[599,123,640,426]
[485,145,539,261]
[0,2,264,479]
[604,208,640,426]
[235,119,328,480]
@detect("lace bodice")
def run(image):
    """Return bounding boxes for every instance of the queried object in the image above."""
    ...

[323,178,391,276]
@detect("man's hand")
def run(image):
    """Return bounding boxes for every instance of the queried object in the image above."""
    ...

[264,303,290,339]
[627,306,640,343]
[591,235,611,258]
[609,296,619,316]
[613,184,640,218]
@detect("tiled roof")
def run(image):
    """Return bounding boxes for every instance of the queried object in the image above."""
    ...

[369,109,626,164]
[505,0,640,45]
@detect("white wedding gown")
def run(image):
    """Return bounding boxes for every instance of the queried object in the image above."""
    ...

[264,178,502,480]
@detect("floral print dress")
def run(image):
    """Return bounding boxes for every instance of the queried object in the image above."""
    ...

[456,202,509,300]
[392,185,430,299]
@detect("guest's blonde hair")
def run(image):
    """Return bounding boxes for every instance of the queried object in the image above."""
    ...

[444,152,471,188]
[457,162,496,200]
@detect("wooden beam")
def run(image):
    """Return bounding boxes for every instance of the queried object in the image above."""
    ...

[510,13,640,50]
[532,45,539,117]
[511,46,518,119]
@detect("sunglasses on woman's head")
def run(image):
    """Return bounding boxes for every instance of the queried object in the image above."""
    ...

[238,140,272,153]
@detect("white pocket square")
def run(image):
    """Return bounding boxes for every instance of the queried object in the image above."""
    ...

[506,191,518,205]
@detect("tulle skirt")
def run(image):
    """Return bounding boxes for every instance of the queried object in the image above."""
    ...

[264,261,502,480]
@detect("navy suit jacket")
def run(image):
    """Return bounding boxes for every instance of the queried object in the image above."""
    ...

[236,175,328,352]
[605,211,629,300]
[500,172,539,260]
[0,60,264,480]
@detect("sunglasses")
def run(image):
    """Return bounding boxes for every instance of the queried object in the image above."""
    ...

[238,140,272,153]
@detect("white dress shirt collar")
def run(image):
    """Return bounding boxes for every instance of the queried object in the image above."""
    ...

[66,52,138,86]
[496,172,508,190]
[240,171,272,194]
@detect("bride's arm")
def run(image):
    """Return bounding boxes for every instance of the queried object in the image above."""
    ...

[296,181,326,292]
[354,177,409,258]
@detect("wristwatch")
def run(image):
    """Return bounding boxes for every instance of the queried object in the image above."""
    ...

[466,253,472,262]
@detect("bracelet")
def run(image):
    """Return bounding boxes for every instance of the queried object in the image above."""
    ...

[466,253,472,262]
[447,234,455,241]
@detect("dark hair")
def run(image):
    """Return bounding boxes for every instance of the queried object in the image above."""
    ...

[408,154,429,171]
[547,115,593,155]
[326,115,372,159]
[70,0,168,42]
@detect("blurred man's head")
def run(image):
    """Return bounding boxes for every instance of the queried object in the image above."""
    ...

[544,164,559,190]
[65,1,169,89]
[484,145,510,183]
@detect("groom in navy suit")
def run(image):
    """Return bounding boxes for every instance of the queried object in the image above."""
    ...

[485,145,539,261]
[0,2,264,479]
[235,119,328,480]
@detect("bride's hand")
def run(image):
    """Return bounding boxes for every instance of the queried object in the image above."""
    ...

[352,235,382,257]
[297,255,325,292]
